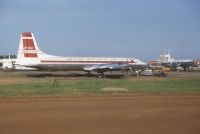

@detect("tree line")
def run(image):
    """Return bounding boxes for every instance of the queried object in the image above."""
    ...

[0,55,17,59]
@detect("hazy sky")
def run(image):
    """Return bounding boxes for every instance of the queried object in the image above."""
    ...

[0,0,199,61]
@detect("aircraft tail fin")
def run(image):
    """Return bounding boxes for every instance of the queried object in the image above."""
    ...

[17,32,42,59]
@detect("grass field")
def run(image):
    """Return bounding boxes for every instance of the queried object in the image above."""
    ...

[0,73,200,97]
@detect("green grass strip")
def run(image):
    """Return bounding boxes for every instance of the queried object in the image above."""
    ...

[0,78,200,97]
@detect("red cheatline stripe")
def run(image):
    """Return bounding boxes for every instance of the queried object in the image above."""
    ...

[41,60,135,64]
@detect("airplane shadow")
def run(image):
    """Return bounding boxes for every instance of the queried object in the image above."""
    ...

[25,71,126,79]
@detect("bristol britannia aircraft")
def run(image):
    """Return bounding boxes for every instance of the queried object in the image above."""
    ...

[2,32,147,76]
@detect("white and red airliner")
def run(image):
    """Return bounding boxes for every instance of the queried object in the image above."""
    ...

[3,32,147,74]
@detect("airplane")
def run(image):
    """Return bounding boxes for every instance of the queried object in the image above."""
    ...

[0,58,15,70]
[156,52,194,71]
[4,32,147,76]
[0,54,17,70]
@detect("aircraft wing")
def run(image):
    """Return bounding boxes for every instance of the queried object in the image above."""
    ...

[83,63,131,73]
[161,60,194,71]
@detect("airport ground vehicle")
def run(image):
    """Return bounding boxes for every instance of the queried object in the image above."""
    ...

[139,69,153,76]
[162,67,171,72]
[153,70,167,77]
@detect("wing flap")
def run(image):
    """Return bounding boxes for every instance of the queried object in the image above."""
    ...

[83,63,130,72]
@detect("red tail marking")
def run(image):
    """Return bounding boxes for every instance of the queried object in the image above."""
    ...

[24,53,38,58]
[23,39,36,50]
[21,32,38,58]
[22,32,32,37]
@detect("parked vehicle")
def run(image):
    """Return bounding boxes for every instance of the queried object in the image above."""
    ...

[139,69,153,76]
